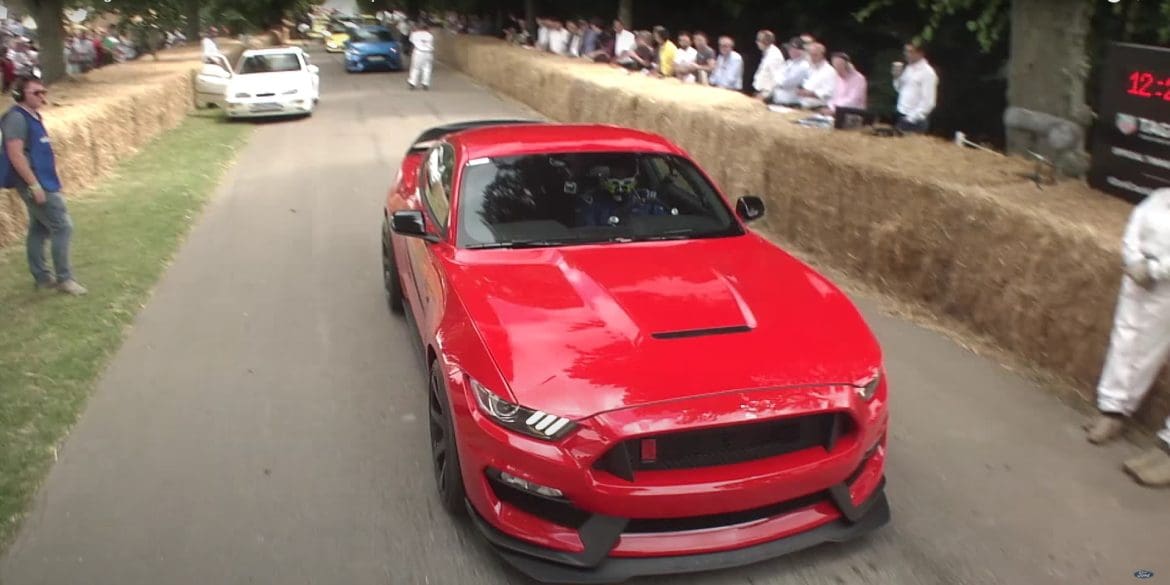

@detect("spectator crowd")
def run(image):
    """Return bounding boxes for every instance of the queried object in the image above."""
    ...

[491,15,939,133]
[0,10,199,92]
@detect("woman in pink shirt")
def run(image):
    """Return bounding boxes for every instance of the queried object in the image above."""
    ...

[827,52,867,112]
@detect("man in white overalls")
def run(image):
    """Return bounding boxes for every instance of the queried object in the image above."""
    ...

[408,21,435,91]
[1086,187,1170,487]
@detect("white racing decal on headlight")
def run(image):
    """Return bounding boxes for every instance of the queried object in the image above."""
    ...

[527,411,572,436]
[544,418,572,436]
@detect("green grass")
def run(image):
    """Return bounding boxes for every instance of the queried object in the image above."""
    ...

[0,109,252,550]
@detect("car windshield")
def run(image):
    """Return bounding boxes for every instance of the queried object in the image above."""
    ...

[239,53,302,74]
[456,152,742,249]
[352,28,397,43]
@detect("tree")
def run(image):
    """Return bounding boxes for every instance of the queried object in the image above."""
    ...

[618,0,631,27]
[185,0,201,42]
[28,0,66,83]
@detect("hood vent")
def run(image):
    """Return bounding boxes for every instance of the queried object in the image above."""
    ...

[651,325,752,340]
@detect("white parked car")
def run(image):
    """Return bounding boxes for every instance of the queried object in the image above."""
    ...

[196,47,321,119]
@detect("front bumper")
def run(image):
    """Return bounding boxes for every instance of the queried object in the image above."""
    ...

[450,375,890,583]
[345,53,403,71]
[224,96,313,118]
[469,480,888,584]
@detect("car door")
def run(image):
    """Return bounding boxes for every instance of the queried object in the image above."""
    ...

[406,144,454,334]
[195,53,232,108]
[302,52,320,99]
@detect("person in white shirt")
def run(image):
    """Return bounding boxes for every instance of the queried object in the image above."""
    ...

[612,19,637,67]
[546,19,570,56]
[201,34,220,61]
[752,30,785,101]
[796,43,836,109]
[769,37,810,106]
[672,32,699,83]
[565,20,583,57]
[408,22,436,90]
[709,36,744,91]
[1085,187,1170,487]
[536,18,550,51]
[892,42,938,133]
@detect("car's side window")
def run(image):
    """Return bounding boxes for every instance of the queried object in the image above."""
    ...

[423,145,451,234]
[440,145,455,199]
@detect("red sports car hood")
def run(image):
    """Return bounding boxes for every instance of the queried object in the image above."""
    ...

[448,234,881,420]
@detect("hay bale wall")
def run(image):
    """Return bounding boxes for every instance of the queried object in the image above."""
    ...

[0,39,254,250]
[438,33,1170,431]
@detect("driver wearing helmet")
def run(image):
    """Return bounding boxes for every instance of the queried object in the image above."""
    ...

[573,156,668,227]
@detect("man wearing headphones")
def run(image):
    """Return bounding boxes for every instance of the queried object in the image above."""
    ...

[0,76,87,295]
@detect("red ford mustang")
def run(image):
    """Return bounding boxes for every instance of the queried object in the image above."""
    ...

[381,120,890,583]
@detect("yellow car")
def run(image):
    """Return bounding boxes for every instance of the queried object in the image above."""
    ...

[324,22,351,52]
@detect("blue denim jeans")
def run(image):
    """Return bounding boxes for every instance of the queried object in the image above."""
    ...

[18,187,73,284]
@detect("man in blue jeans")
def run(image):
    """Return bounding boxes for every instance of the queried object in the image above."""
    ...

[1,76,86,295]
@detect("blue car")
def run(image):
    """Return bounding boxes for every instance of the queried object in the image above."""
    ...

[344,26,404,72]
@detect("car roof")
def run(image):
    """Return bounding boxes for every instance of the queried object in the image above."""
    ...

[241,46,306,56]
[448,123,687,160]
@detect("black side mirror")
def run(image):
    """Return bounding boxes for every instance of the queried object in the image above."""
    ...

[736,195,765,222]
[391,210,440,242]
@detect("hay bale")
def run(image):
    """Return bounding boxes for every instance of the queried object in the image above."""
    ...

[0,188,26,249]
[50,117,96,194]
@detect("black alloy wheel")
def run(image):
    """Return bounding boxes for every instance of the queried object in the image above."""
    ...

[429,363,467,516]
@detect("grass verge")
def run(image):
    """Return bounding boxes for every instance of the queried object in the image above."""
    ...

[0,109,252,550]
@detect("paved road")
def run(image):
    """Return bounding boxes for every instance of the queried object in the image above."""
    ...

[2,48,1168,585]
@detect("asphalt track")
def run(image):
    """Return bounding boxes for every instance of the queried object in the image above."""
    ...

[2,46,1168,585]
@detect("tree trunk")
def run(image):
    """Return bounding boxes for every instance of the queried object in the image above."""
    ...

[618,0,633,28]
[32,0,65,84]
[1005,0,1094,174]
[185,0,201,42]
[1121,0,1141,42]
[524,0,535,40]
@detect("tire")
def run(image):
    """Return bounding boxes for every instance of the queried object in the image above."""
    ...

[429,362,467,517]
[382,220,404,314]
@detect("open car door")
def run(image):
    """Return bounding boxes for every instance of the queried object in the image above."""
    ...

[195,54,232,108]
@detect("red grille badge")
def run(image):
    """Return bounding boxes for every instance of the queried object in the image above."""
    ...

[640,438,657,463]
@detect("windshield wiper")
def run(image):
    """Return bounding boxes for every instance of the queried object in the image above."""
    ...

[632,227,742,242]
[630,228,700,241]
[465,239,579,249]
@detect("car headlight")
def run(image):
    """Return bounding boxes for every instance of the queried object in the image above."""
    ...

[854,373,882,401]
[233,92,250,98]
[470,378,577,440]
[282,89,299,95]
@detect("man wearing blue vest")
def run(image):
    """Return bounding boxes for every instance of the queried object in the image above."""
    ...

[1,76,86,295]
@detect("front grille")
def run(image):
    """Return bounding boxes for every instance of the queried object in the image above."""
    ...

[594,413,847,480]
[256,92,276,97]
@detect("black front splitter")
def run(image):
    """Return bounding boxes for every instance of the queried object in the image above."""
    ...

[467,479,891,584]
